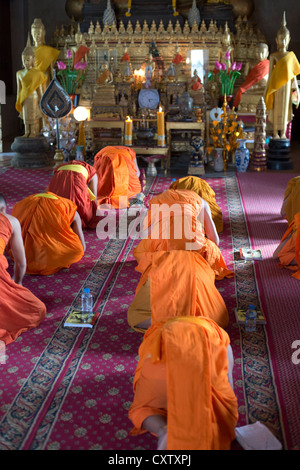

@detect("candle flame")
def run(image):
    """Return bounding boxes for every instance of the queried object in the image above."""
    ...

[126,116,131,121]
[159,106,163,112]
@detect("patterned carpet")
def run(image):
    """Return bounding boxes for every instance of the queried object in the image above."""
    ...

[0,167,292,450]
[237,172,300,451]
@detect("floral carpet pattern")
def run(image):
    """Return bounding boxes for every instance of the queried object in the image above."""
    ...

[0,169,286,450]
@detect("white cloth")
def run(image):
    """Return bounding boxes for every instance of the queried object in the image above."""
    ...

[235,421,282,450]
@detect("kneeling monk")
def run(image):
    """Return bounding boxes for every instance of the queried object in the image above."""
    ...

[0,194,46,344]
[134,188,233,281]
[127,250,229,332]
[94,146,143,209]
[273,211,300,280]
[280,176,300,225]
[47,160,100,228]
[169,175,223,233]
[128,316,238,450]
[11,192,85,275]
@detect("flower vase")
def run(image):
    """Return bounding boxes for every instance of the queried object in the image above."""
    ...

[235,139,250,172]
[69,94,79,110]
[213,148,224,172]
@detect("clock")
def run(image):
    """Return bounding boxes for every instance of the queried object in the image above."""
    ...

[138,88,160,109]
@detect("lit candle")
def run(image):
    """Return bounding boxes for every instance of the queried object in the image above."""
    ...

[157,106,165,146]
[125,116,133,146]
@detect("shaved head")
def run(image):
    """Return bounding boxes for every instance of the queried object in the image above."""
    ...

[0,193,7,209]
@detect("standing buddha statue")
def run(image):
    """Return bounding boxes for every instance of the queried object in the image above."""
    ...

[264,12,300,139]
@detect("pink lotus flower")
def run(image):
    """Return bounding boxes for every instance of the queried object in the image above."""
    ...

[74,61,87,70]
[221,63,227,71]
[66,49,72,59]
[215,61,222,70]
[57,61,66,70]
[236,63,242,71]
[231,62,237,71]
[225,50,231,61]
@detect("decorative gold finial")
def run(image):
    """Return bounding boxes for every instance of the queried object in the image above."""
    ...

[277,11,290,39]
[22,33,34,56]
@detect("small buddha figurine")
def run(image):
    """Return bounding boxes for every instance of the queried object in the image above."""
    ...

[97,62,113,85]
[190,69,202,91]
[15,36,46,138]
[144,53,155,88]
[264,12,300,139]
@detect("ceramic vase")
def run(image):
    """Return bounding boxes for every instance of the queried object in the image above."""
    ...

[213,148,224,172]
[235,139,250,172]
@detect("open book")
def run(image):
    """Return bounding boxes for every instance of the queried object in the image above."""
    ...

[64,309,100,328]
[239,248,263,260]
[234,308,266,325]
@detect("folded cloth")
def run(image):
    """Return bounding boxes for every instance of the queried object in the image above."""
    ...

[235,421,282,450]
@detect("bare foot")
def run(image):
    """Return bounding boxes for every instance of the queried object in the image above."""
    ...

[157,427,167,450]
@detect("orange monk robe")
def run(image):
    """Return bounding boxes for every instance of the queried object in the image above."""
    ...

[0,214,46,345]
[127,250,229,331]
[128,316,238,450]
[47,160,100,228]
[74,45,89,65]
[282,176,300,225]
[233,59,270,109]
[277,212,300,280]
[11,193,84,275]
[94,146,142,209]
[134,189,233,281]
[169,175,223,233]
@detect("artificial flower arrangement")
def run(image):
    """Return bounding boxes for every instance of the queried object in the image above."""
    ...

[56,49,87,95]
[208,51,242,97]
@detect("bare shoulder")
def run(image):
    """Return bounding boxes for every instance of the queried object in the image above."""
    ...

[3,213,20,232]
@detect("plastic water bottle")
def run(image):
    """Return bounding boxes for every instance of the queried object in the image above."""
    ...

[245,304,257,332]
[81,287,93,315]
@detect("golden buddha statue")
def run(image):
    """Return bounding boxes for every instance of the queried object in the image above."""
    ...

[30,18,59,90]
[219,22,234,66]
[264,12,300,139]
[72,23,89,65]
[235,42,270,113]
[15,37,46,138]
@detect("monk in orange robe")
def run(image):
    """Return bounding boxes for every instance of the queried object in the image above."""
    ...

[127,250,229,332]
[47,160,100,228]
[94,146,143,209]
[280,176,300,224]
[0,194,46,345]
[11,192,85,275]
[169,175,223,233]
[128,316,238,450]
[273,211,300,280]
[134,188,233,282]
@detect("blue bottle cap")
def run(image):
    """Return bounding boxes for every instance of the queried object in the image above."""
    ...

[84,288,90,293]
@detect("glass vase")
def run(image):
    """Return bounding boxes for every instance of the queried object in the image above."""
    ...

[213,148,224,172]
